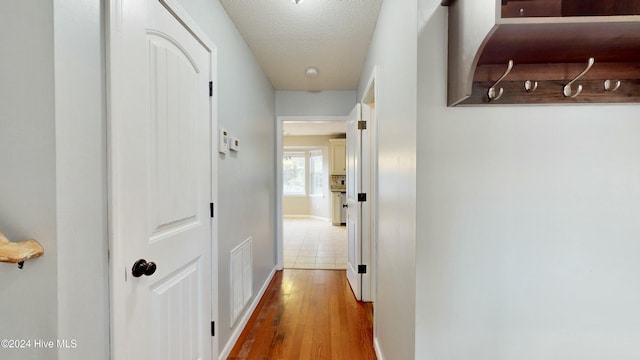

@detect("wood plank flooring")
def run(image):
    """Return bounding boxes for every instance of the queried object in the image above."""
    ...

[228,269,376,360]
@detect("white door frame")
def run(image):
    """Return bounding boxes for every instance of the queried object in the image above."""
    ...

[361,66,377,303]
[276,116,348,270]
[107,0,219,357]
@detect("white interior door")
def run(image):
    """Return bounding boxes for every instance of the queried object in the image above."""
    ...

[109,0,215,358]
[360,102,372,302]
[346,104,363,300]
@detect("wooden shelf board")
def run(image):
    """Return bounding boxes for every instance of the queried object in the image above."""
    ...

[461,79,640,104]
[474,62,640,82]
[479,21,640,65]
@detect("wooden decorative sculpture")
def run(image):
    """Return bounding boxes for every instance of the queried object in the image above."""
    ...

[0,231,44,268]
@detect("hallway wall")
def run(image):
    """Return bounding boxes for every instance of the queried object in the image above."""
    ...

[416,1,640,359]
[54,0,109,358]
[177,0,277,355]
[0,1,59,358]
[276,90,356,116]
[357,1,418,359]
[1,1,108,359]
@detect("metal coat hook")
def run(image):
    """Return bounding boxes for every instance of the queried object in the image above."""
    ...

[563,57,595,98]
[604,79,621,92]
[488,60,514,101]
[524,80,538,92]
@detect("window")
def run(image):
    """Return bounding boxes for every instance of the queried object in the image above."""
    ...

[283,149,324,196]
[309,150,323,195]
[283,152,306,195]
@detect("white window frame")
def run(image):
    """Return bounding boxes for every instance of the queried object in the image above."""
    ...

[308,149,323,196]
[283,147,324,197]
[283,151,307,196]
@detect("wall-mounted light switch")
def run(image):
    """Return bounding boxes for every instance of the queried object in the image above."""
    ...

[219,128,228,154]
[230,137,240,152]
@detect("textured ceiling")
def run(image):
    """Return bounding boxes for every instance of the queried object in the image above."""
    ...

[220,0,383,91]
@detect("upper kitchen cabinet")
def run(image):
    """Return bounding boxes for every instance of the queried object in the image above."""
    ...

[329,139,346,175]
[445,0,640,105]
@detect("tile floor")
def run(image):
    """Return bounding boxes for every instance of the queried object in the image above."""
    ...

[283,217,347,269]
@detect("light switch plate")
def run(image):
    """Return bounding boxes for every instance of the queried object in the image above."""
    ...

[218,128,228,154]
[230,136,240,151]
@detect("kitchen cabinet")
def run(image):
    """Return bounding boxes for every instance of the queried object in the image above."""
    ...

[331,191,346,226]
[332,192,342,225]
[329,139,346,175]
[444,0,640,105]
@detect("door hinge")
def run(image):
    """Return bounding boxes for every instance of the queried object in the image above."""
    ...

[358,120,367,130]
[210,202,214,218]
[211,321,215,336]
[358,265,367,274]
[209,81,213,97]
[357,193,367,202]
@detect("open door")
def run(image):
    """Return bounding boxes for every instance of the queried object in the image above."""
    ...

[346,104,363,300]
[346,70,376,304]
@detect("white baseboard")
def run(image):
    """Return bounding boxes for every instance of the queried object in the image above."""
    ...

[374,337,385,360]
[310,215,331,222]
[283,214,331,222]
[218,265,277,360]
[283,214,308,219]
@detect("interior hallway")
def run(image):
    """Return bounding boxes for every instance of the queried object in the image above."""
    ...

[283,218,347,269]
[228,269,376,360]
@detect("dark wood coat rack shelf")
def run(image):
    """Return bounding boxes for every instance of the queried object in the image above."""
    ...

[443,0,640,106]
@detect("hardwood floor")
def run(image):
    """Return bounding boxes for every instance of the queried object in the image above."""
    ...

[228,269,376,360]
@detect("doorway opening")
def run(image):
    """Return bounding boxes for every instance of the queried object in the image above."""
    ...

[276,117,349,271]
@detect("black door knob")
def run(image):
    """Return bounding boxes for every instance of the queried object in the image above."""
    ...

[132,259,157,278]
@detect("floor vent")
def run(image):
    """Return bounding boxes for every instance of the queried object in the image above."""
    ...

[230,237,253,326]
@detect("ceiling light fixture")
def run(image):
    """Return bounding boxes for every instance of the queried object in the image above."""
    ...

[305,67,319,78]
[292,0,303,4]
